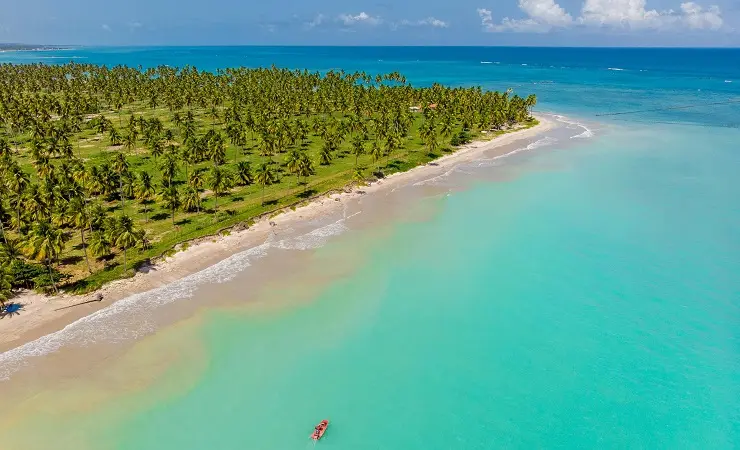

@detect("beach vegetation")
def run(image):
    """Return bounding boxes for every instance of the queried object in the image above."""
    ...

[0,63,536,294]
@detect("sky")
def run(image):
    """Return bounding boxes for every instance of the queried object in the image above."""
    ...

[1,0,739,47]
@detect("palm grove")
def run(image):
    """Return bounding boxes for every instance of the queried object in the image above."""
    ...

[0,63,536,305]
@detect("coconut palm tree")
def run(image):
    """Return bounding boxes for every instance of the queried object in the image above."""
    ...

[296,153,315,193]
[135,171,155,222]
[0,202,9,246]
[111,215,141,273]
[183,186,201,213]
[318,142,333,166]
[66,197,93,273]
[285,149,303,180]
[149,138,164,162]
[88,230,111,267]
[188,168,204,191]
[235,161,253,186]
[159,152,179,187]
[351,135,365,167]
[123,132,137,153]
[255,162,275,206]
[158,183,182,227]
[370,140,384,172]
[24,221,66,294]
[112,151,130,202]
[109,127,122,146]
[208,165,232,213]
[0,257,14,308]
[353,167,365,185]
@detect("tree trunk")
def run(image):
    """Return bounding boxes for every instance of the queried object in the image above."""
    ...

[81,229,92,274]
[123,247,127,272]
[46,258,58,295]
[119,179,125,213]
[0,219,7,246]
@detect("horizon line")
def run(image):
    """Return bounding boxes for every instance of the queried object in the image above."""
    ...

[4,43,740,50]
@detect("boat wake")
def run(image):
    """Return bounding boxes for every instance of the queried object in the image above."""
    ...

[0,213,361,381]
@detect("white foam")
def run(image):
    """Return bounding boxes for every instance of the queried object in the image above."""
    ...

[475,137,558,167]
[608,67,625,71]
[413,167,460,186]
[725,80,733,83]
[0,211,363,380]
[572,129,594,139]
[526,136,558,150]
[274,213,359,251]
[553,114,595,139]
[481,61,493,64]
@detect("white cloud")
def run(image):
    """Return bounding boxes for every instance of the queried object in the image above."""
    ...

[101,24,111,32]
[478,8,496,29]
[399,17,450,28]
[261,24,277,33]
[680,2,723,29]
[478,0,725,32]
[479,0,572,32]
[305,14,325,29]
[520,0,573,26]
[339,12,382,26]
[579,0,670,28]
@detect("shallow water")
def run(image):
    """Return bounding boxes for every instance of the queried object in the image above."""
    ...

[1,47,739,449]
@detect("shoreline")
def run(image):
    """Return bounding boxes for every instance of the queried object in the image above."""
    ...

[0,115,555,356]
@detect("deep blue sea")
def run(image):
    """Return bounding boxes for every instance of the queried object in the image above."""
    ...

[1,47,739,449]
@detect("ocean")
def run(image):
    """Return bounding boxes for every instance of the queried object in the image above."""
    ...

[1,47,739,449]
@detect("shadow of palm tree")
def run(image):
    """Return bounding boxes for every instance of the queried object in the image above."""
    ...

[0,303,25,319]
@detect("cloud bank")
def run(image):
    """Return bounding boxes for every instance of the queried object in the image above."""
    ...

[479,0,725,32]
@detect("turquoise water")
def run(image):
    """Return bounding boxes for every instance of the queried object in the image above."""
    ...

[2,48,739,448]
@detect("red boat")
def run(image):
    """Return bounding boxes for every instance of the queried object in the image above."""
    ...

[311,420,329,441]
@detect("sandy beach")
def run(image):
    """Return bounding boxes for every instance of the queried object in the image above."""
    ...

[0,115,555,355]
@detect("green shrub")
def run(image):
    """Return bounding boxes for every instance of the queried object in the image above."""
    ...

[8,260,48,289]
[32,271,71,293]
[451,130,472,147]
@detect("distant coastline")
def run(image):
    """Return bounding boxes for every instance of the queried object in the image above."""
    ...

[0,43,71,53]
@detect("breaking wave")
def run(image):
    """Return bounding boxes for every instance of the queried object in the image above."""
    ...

[475,137,558,167]
[553,115,595,139]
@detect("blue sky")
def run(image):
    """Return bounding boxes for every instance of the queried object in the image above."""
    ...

[2,0,739,46]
